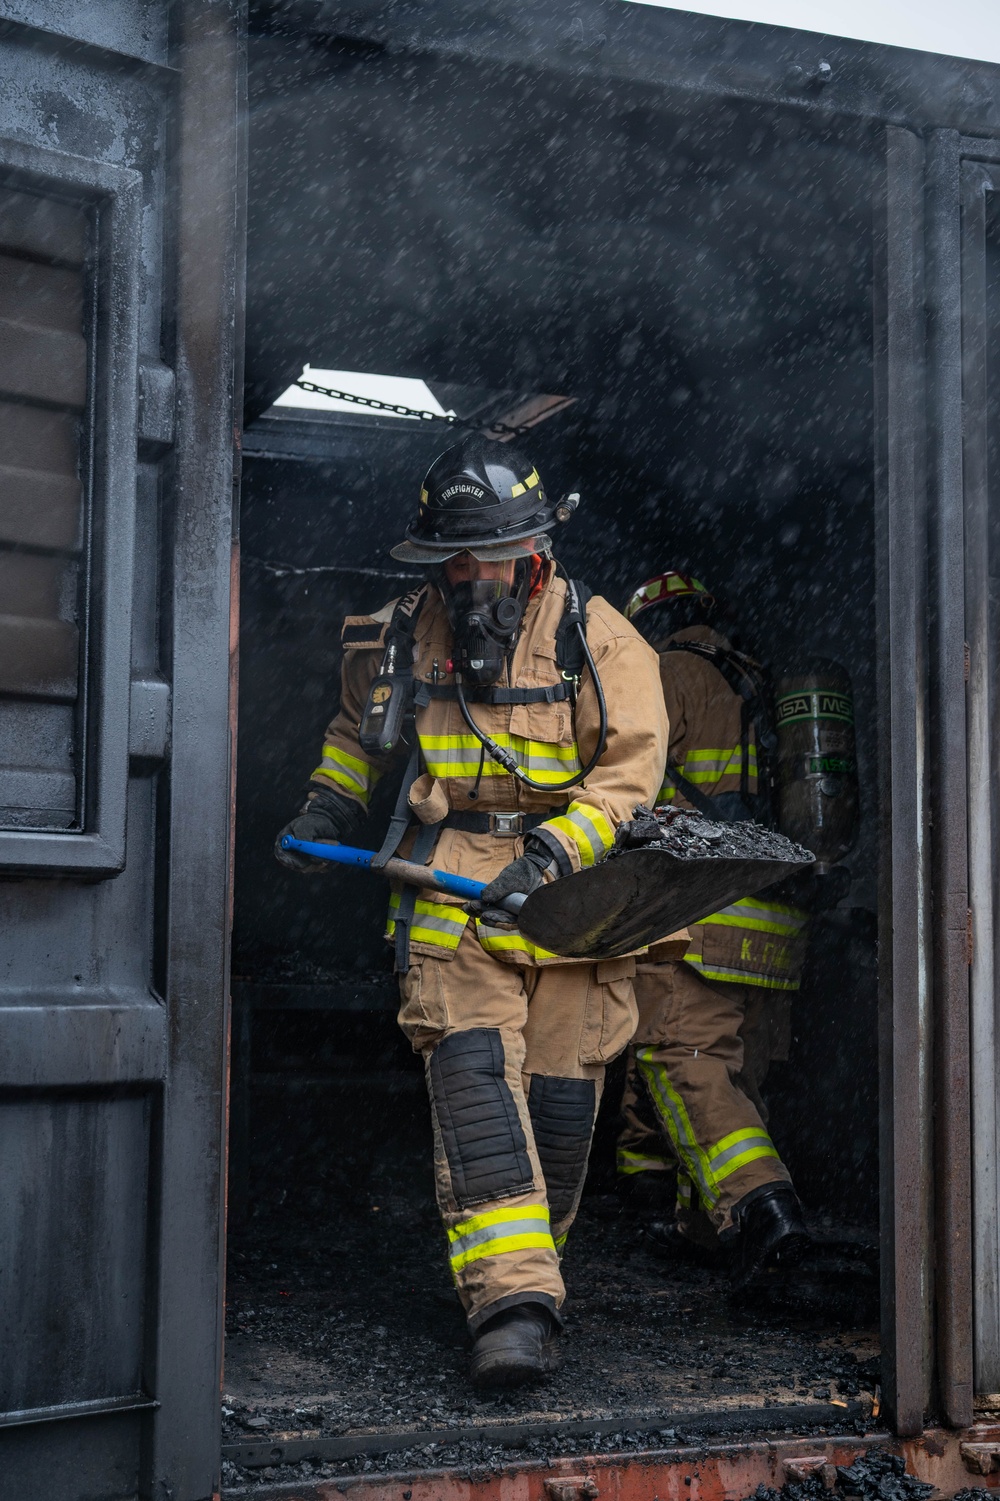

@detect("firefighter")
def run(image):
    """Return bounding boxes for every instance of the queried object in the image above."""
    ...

[615,572,811,1288]
[275,438,667,1387]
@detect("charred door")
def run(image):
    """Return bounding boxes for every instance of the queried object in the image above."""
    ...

[0,5,243,1500]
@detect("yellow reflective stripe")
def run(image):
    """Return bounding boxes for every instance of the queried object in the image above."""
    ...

[695,897,808,935]
[419,734,580,759]
[657,745,757,801]
[684,747,759,765]
[542,802,614,868]
[707,1127,780,1183]
[313,766,365,798]
[420,732,582,781]
[683,956,801,990]
[554,1232,568,1251]
[725,895,807,919]
[475,920,559,962]
[313,745,381,804]
[697,912,801,936]
[676,1171,694,1207]
[510,469,540,499]
[448,1204,555,1273]
[386,893,469,951]
[322,745,371,777]
[451,1233,554,1271]
[617,1148,673,1175]
[448,1204,545,1240]
[635,1048,718,1207]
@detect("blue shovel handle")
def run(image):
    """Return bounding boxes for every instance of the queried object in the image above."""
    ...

[279,836,525,914]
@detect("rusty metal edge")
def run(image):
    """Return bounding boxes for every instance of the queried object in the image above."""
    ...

[223,1401,864,1468]
[223,1426,1000,1501]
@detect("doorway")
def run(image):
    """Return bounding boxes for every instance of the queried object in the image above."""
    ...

[223,29,883,1486]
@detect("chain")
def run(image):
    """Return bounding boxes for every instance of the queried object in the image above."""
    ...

[294,377,534,437]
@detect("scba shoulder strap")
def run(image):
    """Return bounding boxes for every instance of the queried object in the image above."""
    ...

[357,585,429,760]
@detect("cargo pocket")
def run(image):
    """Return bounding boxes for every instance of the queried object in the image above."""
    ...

[397,960,450,1051]
[579,956,638,1064]
[508,702,576,780]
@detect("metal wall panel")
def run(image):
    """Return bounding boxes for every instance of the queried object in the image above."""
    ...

[0,1093,151,1412]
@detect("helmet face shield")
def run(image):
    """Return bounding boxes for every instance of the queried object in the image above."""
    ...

[390,532,550,565]
[432,554,533,686]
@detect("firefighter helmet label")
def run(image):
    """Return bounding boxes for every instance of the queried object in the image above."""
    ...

[440,482,486,502]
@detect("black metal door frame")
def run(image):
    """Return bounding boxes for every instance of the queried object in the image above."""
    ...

[878,119,1000,1433]
[953,129,1000,1404]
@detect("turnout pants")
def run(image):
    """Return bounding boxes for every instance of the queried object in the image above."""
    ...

[398,925,637,1331]
[617,959,792,1238]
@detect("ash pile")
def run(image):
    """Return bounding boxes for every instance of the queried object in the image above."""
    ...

[612,805,814,866]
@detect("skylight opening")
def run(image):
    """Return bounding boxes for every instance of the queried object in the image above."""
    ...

[273,366,456,420]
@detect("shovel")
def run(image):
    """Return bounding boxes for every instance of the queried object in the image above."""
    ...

[279,835,527,917]
[280,834,814,961]
[515,844,815,960]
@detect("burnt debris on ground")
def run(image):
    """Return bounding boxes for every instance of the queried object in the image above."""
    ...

[222,1122,878,1491]
[613,806,814,865]
[747,1451,935,1501]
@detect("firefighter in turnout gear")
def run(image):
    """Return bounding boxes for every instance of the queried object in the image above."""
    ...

[615,572,811,1287]
[275,439,667,1387]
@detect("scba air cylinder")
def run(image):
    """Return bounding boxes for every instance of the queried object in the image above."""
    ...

[774,657,859,872]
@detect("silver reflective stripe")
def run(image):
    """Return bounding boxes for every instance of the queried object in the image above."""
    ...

[319,754,368,790]
[708,899,808,930]
[449,1213,551,1257]
[423,744,580,774]
[635,1049,717,1206]
[684,956,801,989]
[388,904,467,938]
[709,1132,775,1175]
[410,908,466,937]
[565,807,607,858]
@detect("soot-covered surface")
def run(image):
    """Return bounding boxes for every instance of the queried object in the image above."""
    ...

[223,1131,878,1489]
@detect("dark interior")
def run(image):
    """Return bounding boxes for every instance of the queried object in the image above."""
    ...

[223,20,881,1485]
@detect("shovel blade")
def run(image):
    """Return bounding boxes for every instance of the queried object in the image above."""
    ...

[516,847,815,960]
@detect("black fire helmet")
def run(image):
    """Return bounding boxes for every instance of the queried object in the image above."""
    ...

[390,436,563,563]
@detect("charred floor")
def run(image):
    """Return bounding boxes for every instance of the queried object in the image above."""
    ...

[222,1083,878,1487]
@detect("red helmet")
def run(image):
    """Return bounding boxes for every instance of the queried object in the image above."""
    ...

[623,571,715,624]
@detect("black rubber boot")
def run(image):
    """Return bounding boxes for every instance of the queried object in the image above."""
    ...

[730,1185,811,1290]
[642,1216,727,1268]
[469,1303,560,1389]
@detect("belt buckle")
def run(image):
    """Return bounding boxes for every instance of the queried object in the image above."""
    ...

[489,812,522,837]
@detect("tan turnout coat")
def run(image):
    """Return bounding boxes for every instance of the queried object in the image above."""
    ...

[310,569,668,964]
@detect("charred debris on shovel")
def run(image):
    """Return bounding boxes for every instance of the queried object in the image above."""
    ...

[612,806,814,866]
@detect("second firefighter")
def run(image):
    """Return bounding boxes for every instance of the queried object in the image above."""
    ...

[615,571,812,1287]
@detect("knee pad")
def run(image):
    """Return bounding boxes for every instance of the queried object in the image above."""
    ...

[527,1075,597,1226]
[429,1028,533,1209]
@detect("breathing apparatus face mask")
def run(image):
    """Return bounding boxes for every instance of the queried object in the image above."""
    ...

[433,556,532,687]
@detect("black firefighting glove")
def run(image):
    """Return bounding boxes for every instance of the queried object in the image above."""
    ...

[468,838,556,927]
[274,787,361,874]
